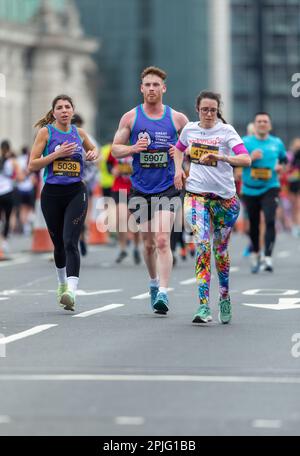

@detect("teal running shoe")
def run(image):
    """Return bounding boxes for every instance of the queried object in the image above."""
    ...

[150,286,159,310]
[153,292,169,314]
[218,297,232,324]
[60,290,75,312]
[192,304,212,323]
[57,283,68,305]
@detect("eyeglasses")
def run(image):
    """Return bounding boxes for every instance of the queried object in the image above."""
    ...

[200,107,218,114]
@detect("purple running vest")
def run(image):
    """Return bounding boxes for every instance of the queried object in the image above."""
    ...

[130,104,177,194]
[43,124,84,185]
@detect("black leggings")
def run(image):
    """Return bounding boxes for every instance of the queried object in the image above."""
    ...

[0,191,14,238]
[243,188,279,256]
[41,182,88,277]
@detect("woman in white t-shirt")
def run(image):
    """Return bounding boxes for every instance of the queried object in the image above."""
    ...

[171,91,251,324]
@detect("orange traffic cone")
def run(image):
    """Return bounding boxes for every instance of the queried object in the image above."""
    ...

[31,181,53,253]
[88,184,108,245]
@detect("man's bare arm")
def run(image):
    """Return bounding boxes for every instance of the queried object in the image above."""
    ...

[112,110,148,158]
[172,110,189,135]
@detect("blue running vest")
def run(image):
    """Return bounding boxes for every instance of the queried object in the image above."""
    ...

[130,104,177,193]
[43,124,84,185]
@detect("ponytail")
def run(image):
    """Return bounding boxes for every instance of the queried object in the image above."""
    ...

[34,109,55,129]
[33,94,74,129]
[217,111,227,124]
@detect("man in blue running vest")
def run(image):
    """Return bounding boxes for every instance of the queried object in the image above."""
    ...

[112,66,188,314]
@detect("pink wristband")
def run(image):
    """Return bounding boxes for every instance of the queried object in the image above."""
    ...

[232,143,249,155]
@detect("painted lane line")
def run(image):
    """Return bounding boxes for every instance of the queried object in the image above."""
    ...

[115,416,145,426]
[73,304,124,318]
[76,289,122,296]
[132,288,173,300]
[0,325,57,345]
[180,278,196,285]
[252,419,282,429]
[243,298,300,311]
[277,251,291,259]
[0,256,31,268]
[1,374,300,385]
[0,415,11,424]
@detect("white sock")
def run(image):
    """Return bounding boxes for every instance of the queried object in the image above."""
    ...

[56,267,67,285]
[149,277,159,288]
[159,287,168,294]
[67,276,79,293]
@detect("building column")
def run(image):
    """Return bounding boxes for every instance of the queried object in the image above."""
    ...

[209,0,232,122]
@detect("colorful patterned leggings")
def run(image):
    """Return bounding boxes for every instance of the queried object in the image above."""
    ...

[184,192,240,305]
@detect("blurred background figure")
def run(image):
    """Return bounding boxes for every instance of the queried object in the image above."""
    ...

[14,146,38,236]
[0,140,22,253]
[71,113,100,257]
[287,138,300,238]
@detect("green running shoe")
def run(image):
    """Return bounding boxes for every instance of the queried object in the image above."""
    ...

[192,304,212,323]
[218,297,232,324]
[60,290,75,312]
[57,283,68,305]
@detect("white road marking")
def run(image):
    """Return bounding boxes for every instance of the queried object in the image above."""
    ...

[252,419,282,429]
[243,289,299,296]
[0,415,11,424]
[0,325,57,345]
[230,266,239,272]
[0,297,9,301]
[0,256,31,268]
[76,289,122,296]
[180,278,196,285]
[0,374,300,384]
[73,304,124,318]
[132,288,173,300]
[243,298,300,311]
[115,416,145,426]
[277,251,290,259]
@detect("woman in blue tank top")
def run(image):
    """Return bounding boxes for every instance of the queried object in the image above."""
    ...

[28,95,98,311]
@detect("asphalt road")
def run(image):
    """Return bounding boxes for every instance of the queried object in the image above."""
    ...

[0,232,300,436]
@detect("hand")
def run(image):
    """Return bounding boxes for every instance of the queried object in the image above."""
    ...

[199,153,219,165]
[86,150,98,161]
[169,144,177,159]
[131,138,149,154]
[251,149,263,161]
[55,141,77,158]
[174,169,186,190]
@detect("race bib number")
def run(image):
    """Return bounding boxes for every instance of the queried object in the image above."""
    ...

[140,150,168,168]
[118,162,133,175]
[53,159,81,177]
[251,168,272,180]
[190,143,218,167]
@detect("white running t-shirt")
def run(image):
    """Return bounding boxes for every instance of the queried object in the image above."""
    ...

[179,121,243,198]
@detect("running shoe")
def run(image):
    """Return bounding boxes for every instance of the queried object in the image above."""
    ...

[60,290,75,311]
[218,297,232,324]
[250,253,260,274]
[153,292,169,314]
[260,256,273,273]
[192,304,212,323]
[180,247,187,260]
[150,286,159,310]
[133,248,141,265]
[57,283,68,305]
[115,250,128,264]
